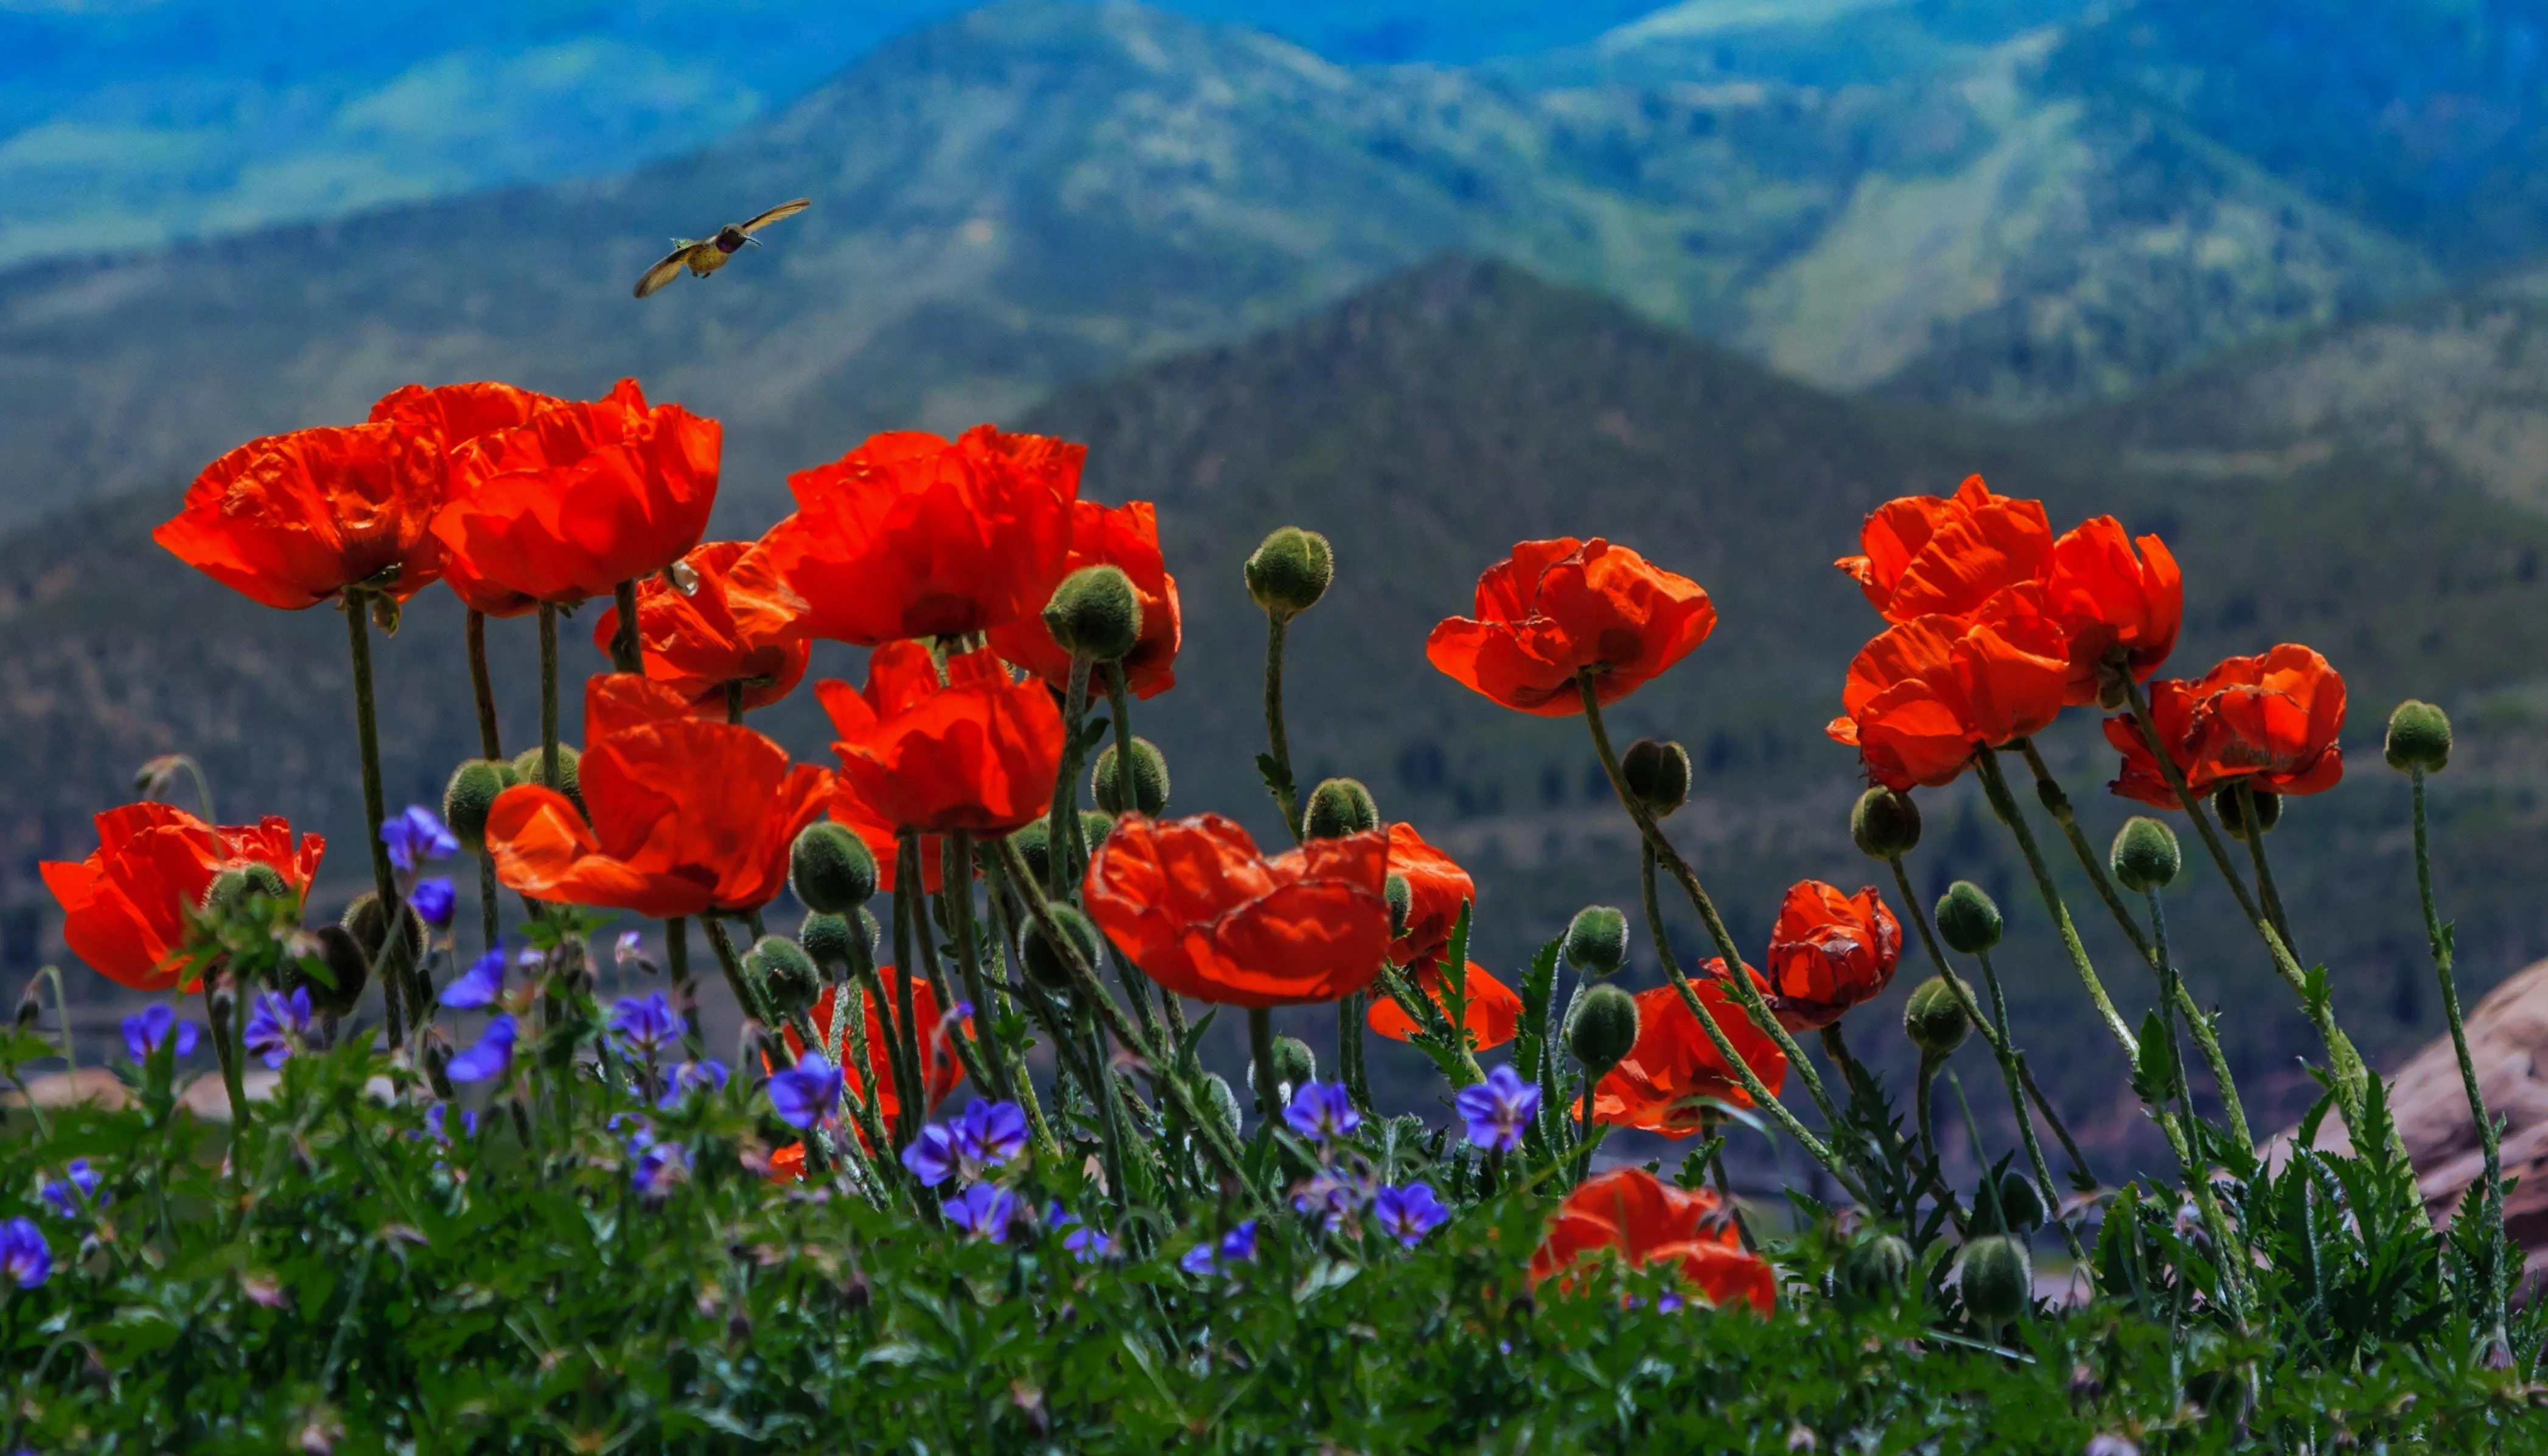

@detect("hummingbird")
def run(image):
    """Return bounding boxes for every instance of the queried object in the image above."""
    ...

[632,198,811,299]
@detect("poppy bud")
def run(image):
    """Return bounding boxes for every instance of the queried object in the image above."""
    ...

[1201,1073,1244,1143]
[442,759,512,855]
[1303,778,1379,840]
[1010,820,1056,886]
[1244,526,1333,621]
[789,823,878,915]
[1955,1235,2031,1327]
[1620,738,1691,818]
[342,892,424,966]
[1564,982,1640,1075]
[799,912,857,972]
[1902,977,1970,1058]
[203,863,292,917]
[1271,1036,1316,1089]
[1092,737,1171,818]
[1849,788,1922,860]
[2109,817,2180,893]
[1022,905,1100,993]
[2384,700,2452,774]
[747,936,822,1017]
[1991,1171,2046,1234]
[11,978,37,1035]
[1384,874,1412,936]
[1834,1233,1913,1308]
[1042,565,1143,663]
[294,925,371,1019]
[1080,810,1114,856]
[1565,905,1630,978]
[1934,882,2002,956]
[511,745,584,815]
[2213,784,2280,840]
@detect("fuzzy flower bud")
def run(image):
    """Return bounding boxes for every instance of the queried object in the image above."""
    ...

[1022,905,1101,993]
[1934,882,2002,956]
[1564,905,1630,978]
[1620,738,1692,818]
[1956,1235,2032,1326]
[1565,982,1641,1075]
[1271,1036,1316,1089]
[511,745,583,815]
[1244,526,1334,620]
[1303,778,1379,840]
[442,759,513,855]
[2384,700,2452,774]
[1384,873,1412,936]
[1849,788,1922,860]
[1092,737,1171,818]
[799,912,860,972]
[203,862,292,917]
[294,925,371,1019]
[2109,817,2181,893]
[2213,784,2281,841]
[341,893,423,967]
[1834,1233,1914,1308]
[1042,565,1143,663]
[1902,977,1970,1058]
[1201,1073,1244,1144]
[789,822,878,914]
[747,936,822,1017]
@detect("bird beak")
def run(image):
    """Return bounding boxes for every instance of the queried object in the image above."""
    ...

[745,236,764,249]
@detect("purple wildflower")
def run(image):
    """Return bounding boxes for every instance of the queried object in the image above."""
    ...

[381,805,458,874]
[410,877,457,929]
[901,1099,1030,1186]
[658,1059,730,1109]
[767,1054,843,1131]
[243,987,313,1070]
[423,1102,478,1143]
[1454,1064,1540,1152]
[943,1183,1029,1243]
[1283,1080,1361,1144]
[1050,1207,1116,1264]
[442,948,505,1010]
[1291,1169,1366,1231]
[0,1218,48,1290]
[445,1015,518,1084]
[609,992,682,1061]
[1372,1183,1450,1247]
[38,1159,104,1220]
[615,930,646,969]
[1181,1219,1260,1275]
[632,1139,689,1200]
[122,1004,199,1063]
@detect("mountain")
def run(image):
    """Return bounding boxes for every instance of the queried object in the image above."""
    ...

[18,257,2548,1165]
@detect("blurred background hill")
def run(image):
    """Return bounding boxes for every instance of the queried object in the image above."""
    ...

[11,0,2548,1167]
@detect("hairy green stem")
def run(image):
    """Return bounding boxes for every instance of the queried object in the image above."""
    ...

[2232,782,2297,963]
[909,837,995,1104]
[1248,1008,1280,1127]
[2148,887,2252,1320]
[466,607,501,761]
[1263,615,1302,843]
[610,579,643,674]
[2415,767,2504,1292]
[1044,655,1094,900]
[1972,948,2084,1262]
[944,832,1053,1158]
[888,845,927,1144]
[344,591,414,1046]
[1975,748,2136,1058]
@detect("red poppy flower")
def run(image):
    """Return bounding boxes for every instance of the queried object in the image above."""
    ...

[589,540,810,716]
[2044,517,2182,703]
[1366,961,1523,1051]
[1826,588,2071,790]
[825,793,947,898]
[483,718,830,918]
[2102,645,2347,807]
[369,381,562,616]
[1384,823,1473,972]
[582,670,697,744]
[1426,538,1716,716]
[985,499,1182,698]
[1082,813,1392,1008]
[1836,475,2052,626]
[429,378,720,606]
[1590,974,1789,1135]
[1761,882,1902,1031]
[779,972,968,1127]
[41,804,324,991]
[817,643,1062,836]
[154,423,448,610]
[1529,1167,1775,1315]
[731,426,1084,646]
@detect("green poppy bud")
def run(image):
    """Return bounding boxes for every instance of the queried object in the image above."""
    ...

[1850,787,1922,859]
[1022,904,1101,993]
[747,936,822,1017]
[511,744,583,815]
[1565,905,1630,978]
[1902,977,1970,1058]
[1092,737,1171,817]
[1834,1233,1914,1308]
[799,912,857,972]
[1565,982,1641,1075]
[1620,738,1692,818]
[2213,785,2280,841]
[1934,882,2002,956]
[1244,526,1334,620]
[203,863,292,918]
[1956,1235,2031,1327]
[2110,817,2181,893]
[1010,820,1056,886]
[1384,874,1412,936]
[790,821,878,914]
[442,759,512,855]
[1991,1171,2047,1235]
[342,891,424,966]
[1042,565,1143,663]
[2384,700,2452,774]
[1080,810,1114,857]
[1303,778,1379,840]
[1272,1036,1316,1089]
[1202,1073,1244,1143]
[293,925,371,1019]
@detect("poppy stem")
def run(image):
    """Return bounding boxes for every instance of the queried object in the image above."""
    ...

[700,914,772,1037]
[2121,679,2381,1145]
[943,832,1052,1157]
[724,681,744,725]
[466,608,501,760]
[2232,782,2297,960]
[201,970,248,1146]
[907,860,994,1102]
[665,918,702,1057]
[344,589,413,1048]
[1042,656,1095,901]
[2414,764,2507,1315]
[1338,994,1371,1116]
[1972,748,2138,1057]
[478,855,500,970]
[1968,947,2085,1263]
[1247,1008,1280,1127]
[2146,886,2253,1319]
[983,852,1110,1121]
[1262,616,1302,843]
[610,580,643,675]
[888,848,927,1146]
[2011,742,2251,1151]
[537,603,562,795]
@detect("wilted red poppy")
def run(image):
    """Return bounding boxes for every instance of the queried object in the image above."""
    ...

[590,540,809,716]
[780,973,968,1127]
[483,719,830,918]
[1528,1167,1775,1315]
[1762,882,1902,1031]
[1426,538,1716,716]
[430,378,719,606]
[731,426,1084,646]
[154,423,447,610]
[1083,813,1392,1008]
[1826,589,2070,790]
[985,499,1182,698]
[818,643,1062,836]
[1367,961,1523,1051]
[1384,823,1473,972]
[2044,517,2181,703]
[41,804,324,991]
[1836,475,2051,626]
[2103,644,2347,807]
[370,381,562,616]
[1590,973,1789,1135]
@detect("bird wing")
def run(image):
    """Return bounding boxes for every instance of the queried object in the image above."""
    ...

[633,245,695,299]
[738,198,811,235]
